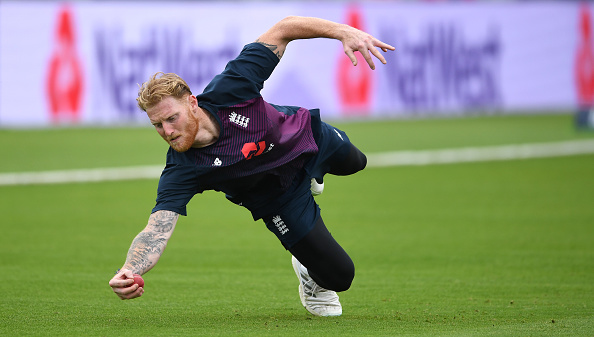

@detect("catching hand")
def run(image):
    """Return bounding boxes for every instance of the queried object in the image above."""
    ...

[109,268,144,300]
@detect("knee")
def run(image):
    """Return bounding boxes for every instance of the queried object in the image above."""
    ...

[334,274,354,292]
[349,146,367,173]
[332,146,366,176]
[357,152,367,172]
[329,261,355,292]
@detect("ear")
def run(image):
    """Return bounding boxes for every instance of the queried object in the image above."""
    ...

[187,95,198,112]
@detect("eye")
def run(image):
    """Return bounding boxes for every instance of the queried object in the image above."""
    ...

[153,123,163,129]
[167,115,177,122]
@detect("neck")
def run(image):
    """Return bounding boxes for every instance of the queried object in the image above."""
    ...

[193,107,220,148]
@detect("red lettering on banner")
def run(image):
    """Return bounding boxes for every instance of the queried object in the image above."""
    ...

[576,4,594,106]
[336,6,373,116]
[241,141,266,160]
[46,5,84,124]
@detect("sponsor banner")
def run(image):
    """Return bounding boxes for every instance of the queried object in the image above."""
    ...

[0,1,589,127]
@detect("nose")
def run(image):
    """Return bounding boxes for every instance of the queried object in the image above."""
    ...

[162,123,174,137]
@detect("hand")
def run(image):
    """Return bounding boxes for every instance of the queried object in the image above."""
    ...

[341,26,395,70]
[109,268,144,300]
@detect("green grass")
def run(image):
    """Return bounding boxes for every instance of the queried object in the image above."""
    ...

[1,113,592,172]
[1,113,593,336]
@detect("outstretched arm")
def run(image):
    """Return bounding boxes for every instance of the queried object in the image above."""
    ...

[108,210,179,300]
[255,16,395,70]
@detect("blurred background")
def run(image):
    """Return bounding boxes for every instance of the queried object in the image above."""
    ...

[0,0,592,128]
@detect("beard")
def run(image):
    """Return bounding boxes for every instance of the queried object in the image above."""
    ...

[168,114,199,153]
[169,135,193,153]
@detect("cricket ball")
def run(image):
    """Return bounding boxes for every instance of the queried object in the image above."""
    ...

[133,274,144,288]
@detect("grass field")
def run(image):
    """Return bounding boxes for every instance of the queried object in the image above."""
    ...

[1,114,593,336]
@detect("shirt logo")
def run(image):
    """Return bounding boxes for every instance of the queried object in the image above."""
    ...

[241,141,266,160]
[213,158,222,166]
[334,128,344,141]
[272,215,289,235]
[229,112,250,128]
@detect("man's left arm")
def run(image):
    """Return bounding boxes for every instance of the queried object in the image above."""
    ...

[255,16,395,70]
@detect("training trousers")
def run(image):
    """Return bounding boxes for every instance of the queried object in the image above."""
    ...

[288,144,367,292]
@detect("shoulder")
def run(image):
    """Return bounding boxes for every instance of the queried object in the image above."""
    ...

[225,43,280,80]
[242,42,280,60]
[197,43,279,109]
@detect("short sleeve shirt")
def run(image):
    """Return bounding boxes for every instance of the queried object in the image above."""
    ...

[152,43,319,216]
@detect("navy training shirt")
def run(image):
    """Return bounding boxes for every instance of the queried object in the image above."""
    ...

[152,43,319,217]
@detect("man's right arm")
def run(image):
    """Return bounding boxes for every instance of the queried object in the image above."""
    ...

[108,210,179,300]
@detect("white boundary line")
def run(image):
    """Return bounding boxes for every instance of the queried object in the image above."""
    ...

[1,139,594,186]
[0,165,164,186]
[366,139,594,167]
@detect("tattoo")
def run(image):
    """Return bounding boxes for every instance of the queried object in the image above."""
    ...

[148,210,178,233]
[255,39,283,59]
[123,210,179,274]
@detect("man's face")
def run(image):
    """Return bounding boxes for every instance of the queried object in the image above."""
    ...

[146,95,199,152]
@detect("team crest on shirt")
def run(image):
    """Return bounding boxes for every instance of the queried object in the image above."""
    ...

[272,215,289,235]
[229,111,249,128]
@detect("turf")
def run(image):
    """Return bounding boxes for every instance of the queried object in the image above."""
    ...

[1,113,593,173]
[1,113,593,336]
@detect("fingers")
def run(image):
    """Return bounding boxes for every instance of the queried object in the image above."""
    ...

[377,41,396,52]
[344,34,395,70]
[114,283,144,300]
[344,41,376,69]
[344,44,380,70]
[109,269,134,287]
[360,47,376,70]
[345,49,358,67]
[109,269,144,300]
[369,45,387,66]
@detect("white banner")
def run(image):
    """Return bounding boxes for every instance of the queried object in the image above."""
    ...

[0,1,588,127]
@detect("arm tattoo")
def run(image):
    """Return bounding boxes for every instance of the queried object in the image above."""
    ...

[255,39,284,59]
[123,210,179,274]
